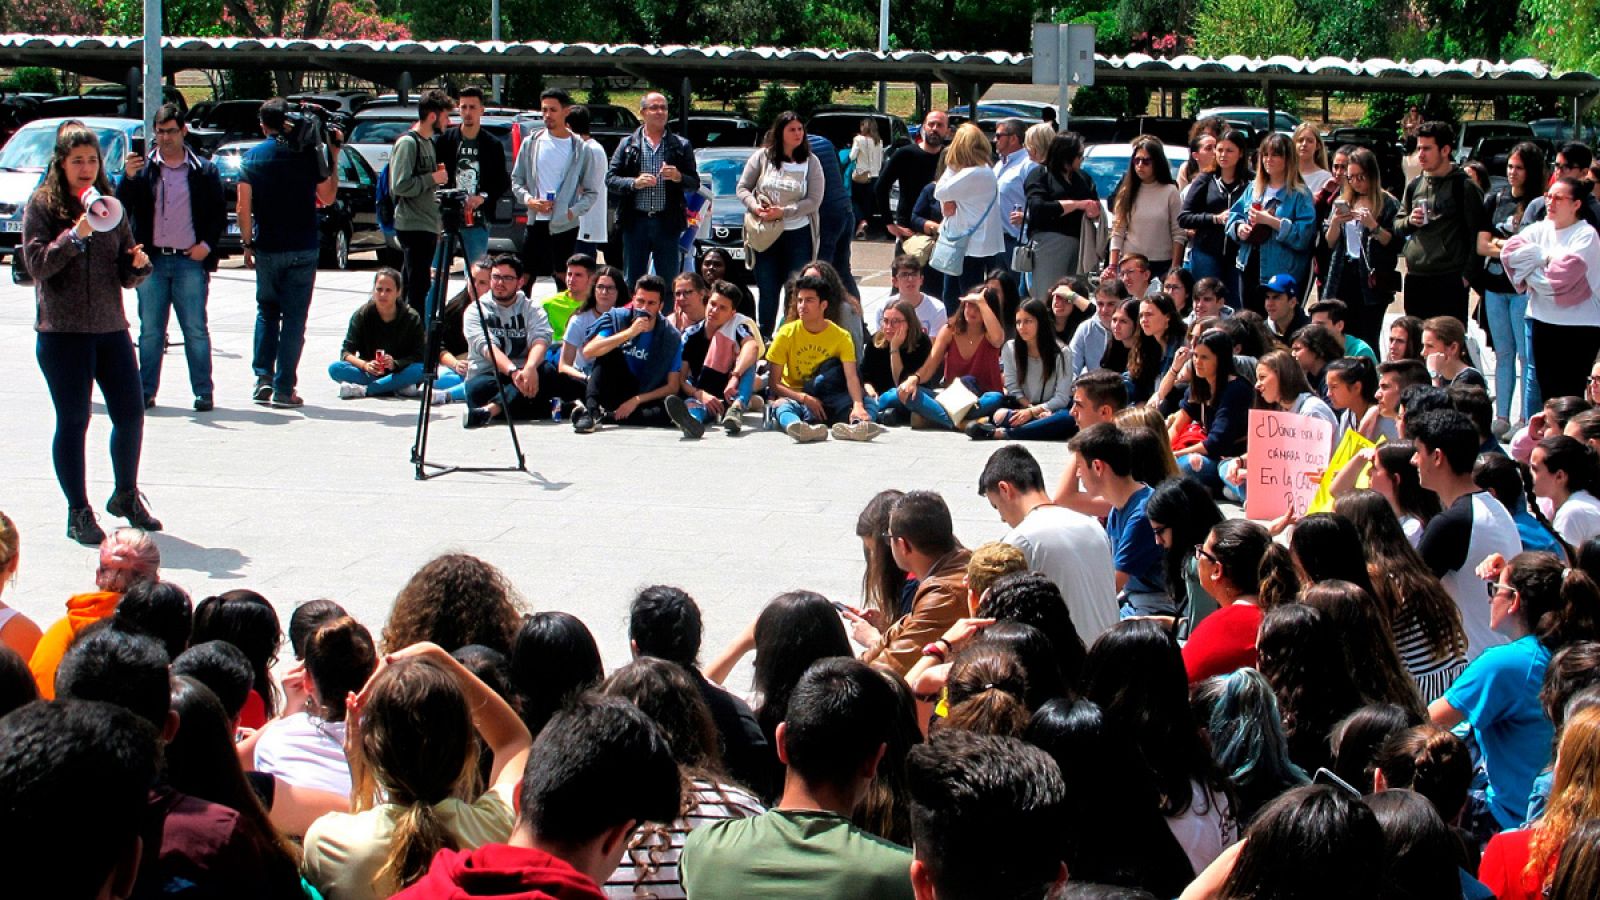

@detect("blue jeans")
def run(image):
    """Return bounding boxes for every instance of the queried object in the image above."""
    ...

[624,215,683,290]
[1524,317,1544,419]
[1484,290,1531,421]
[940,253,1004,314]
[1188,248,1241,309]
[994,406,1078,440]
[873,388,956,429]
[252,248,319,394]
[754,225,815,335]
[459,225,490,268]
[686,368,758,423]
[137,253,213,400]
[327,361,426,396]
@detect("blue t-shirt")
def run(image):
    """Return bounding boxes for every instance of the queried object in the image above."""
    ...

[1514,509,1565,558]
[1443,634,1553,829]
[1106,484,1165,596]
[240,138,322,253]
[594,309,683,389]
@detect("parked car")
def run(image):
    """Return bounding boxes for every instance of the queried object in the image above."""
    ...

[1,116,143,263]
[288,90,374,116]
[691,147,756,281]
[583,104,642,156]
[346,102,418,172]
[1323,127,1407,196]
[186,100,268,156]
[807,108,912,154]
[957,100,1060,122]
[1469,135,1556,182]
[671,115,760,148]
[215,139,390,269]
[1454,120,1533,164]
[1080,142,1190,206]
[1066,117,1121,143]
[1198,106,1301,136]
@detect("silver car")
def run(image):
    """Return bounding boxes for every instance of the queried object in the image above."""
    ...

[1,116,144,262]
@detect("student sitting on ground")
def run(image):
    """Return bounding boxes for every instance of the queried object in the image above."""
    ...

[460,254,554,430]
[1051,368,1131,517]
[861,300,934,428]
[765,273,881,444]
[329,267,427,400]
[1071,423,1171,617]
[575,274,685,433]
[966,297,1076,441]
[1309,298,1379,361]
[865,254,948,337]
[665,280,763,439]
[429,258,489,405]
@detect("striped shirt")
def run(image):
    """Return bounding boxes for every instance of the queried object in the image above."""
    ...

[605,778,765,899]
[636,133,668,214]
[1394,608,1468,703]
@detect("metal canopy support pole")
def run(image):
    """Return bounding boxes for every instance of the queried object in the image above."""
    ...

[876,0,889,112]
[143,0,162,125]
[680,76,692,129]
[491,0,503,104]
[1265,80,1277,136]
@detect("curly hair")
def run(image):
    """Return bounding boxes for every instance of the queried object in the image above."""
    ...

[1528,707,1600,889]
[1257,604,1365,773]
[383,554,523,655]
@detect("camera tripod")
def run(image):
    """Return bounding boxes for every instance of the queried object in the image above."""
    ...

[410,193,530,481]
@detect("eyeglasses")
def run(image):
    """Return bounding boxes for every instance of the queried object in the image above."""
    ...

[642,104,669,111]
[1485,581,1519,600]
[489,273,518,282]
[154,126,182,136]
[1132,156,1154,167]
[1194,544,1219,565]
[1152,524,1172,539]
[1588,375,1600,386]
[1348,170,1369,181]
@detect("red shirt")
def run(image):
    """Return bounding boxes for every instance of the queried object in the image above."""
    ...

[1182,601,1263,683]
[393,844,607,900]
[1480,828,1545,900]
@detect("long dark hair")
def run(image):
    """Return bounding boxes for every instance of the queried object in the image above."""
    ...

[1187,328,1237,406]
[1219,785,1384,900]
[1509,141,1548,207]
[1112,137,1175,230]
[1216,130,1249,183]
[1507,552,1600,650]
[1141,292,1186,351]
[166,677,303,891]
[36,123,113,222]
[1257,605,1366,773]
[508,611,603,737]
[751,591,852,740]
[1335,490,1468,667]
[1045,131,1085,180]
[1366,789,1468,900]
[1013,297,1061,396]
[1375,442,1443,523]
[854,669,921,846]
[193,590,282,718]
[1146,478,1225,611]
[856,489,908,629]
[1289,514,1377,598]
[1082,620,1234,817]
[1120,297,1163,382]
[764,111,810,166]
[1300,580,1427,718]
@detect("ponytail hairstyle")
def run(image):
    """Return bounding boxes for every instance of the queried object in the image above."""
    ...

[942,643,1033,738]
[1568,407,1600,447]
[350,657,479,894]
[1374,725,1473,822]
[1539,434,1600,498]
[1375,442,1443,523]
[192,589,282,718]
[857,489,909,629]
[1506,551,1600,650]
[303,617,377,723]
[94,528,161,593]
[288,599,348,661]
[1192,668,1309,824]
[1529,707,1600,889]
[1328,703,1421,792]
[1206,519,1300,609]
[1299,581,1426,717]
[1542,642,1600,735]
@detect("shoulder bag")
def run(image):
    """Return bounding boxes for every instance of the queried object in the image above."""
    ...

[931,189,997,277]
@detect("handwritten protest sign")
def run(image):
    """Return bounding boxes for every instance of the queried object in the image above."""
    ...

[1244,409,1333,521]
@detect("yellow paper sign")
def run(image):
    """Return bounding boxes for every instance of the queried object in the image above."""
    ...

[1307,429,1380,514]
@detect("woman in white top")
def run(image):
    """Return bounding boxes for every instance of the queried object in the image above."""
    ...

[1531,435,1600,550]
[1502,175,1600,401]
[1107,136,1184,280]
[849,117,884,240]
[601,658,765,899]
[1293,123,1333,196]
[301,642,532,900]
[738,111,824,335]
[253,616,377,800]
[934,123,1006,310]
[965,297,1076,441]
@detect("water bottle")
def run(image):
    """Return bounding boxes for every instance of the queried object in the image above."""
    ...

[550,399,563,422]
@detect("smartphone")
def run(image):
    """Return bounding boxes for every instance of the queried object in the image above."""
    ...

[128,136,145,159]
[1333,200,1350,216]
[830,601,853,615]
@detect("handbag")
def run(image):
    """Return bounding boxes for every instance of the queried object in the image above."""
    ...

[902,233,935,266]
[931,191,998,277]
[1011,208,1035,273]
[744,209,784,253]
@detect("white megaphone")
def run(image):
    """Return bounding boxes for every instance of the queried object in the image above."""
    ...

[79,186,124,232]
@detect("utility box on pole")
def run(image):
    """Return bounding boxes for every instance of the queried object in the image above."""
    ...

[1032,23,1095,129]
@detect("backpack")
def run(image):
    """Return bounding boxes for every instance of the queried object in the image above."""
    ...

[375,132,421,238]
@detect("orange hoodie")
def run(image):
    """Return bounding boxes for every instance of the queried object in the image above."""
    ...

[29,590,119,699]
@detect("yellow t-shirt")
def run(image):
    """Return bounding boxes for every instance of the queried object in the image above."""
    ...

[765,319,857,390]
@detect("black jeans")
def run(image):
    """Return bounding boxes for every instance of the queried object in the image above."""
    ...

[36,331,144,509]
[1403,270,1469,325]
[1531,319,1600,402]
[585,350,672,427]
[396,230,438,319]
[521,220,578,291]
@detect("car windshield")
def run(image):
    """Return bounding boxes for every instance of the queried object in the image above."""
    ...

[701,158,744,197]
[349,120,412,144]
[0,125,128,172]
[199,105,262,134]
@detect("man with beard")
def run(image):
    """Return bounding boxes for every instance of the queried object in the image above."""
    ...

[877,109,949,250]
[461,254,554,429]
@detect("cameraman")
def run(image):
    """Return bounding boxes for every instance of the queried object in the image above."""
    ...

[238,98,342,408]
[390,88,456,318]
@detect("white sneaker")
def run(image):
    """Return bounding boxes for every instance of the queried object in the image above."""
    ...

[832,421,885,442]
[398,384,422,399]
[338,383,366,400]
[785,421,828,443]
[430,390,452,406]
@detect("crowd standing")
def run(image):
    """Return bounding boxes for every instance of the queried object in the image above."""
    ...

[20,91,1600,898]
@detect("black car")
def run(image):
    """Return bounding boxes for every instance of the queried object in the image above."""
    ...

[807,108,912,154]
[585,104,642,156]
[186,100,269,157]
[692,147,756,281]
[671,115,760,148]
[215,140,389,269]
[1323,127,1407,197]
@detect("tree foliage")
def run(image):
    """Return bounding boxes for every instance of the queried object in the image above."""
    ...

[1524,0,1600,74]
[1,0,102,33]
[1191,0,1311,59]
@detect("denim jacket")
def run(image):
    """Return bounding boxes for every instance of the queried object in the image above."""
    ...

[1226,183,1315,287]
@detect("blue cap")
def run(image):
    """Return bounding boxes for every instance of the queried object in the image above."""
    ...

[1263,274,1298,296]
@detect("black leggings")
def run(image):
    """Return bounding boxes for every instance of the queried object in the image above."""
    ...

[36,331,144,509]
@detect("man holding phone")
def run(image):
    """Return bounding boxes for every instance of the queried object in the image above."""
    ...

[606,92,699,291]
[575,274,684,432]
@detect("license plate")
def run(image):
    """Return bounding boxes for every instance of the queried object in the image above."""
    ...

[227,223,240,235]
[727,247,745,261]
[1,221,21,233]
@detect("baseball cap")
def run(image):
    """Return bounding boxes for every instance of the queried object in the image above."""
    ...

[1263,274,1298,296]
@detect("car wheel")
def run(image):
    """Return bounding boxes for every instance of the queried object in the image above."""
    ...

[323,227,351,270]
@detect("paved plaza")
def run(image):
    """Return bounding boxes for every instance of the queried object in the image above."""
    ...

[0,245,1071,685]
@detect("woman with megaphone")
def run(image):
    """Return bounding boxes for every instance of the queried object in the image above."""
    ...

[21,122,159,546]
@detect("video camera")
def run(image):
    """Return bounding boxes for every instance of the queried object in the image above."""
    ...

[435,188,470,229]
[279,103,342,180]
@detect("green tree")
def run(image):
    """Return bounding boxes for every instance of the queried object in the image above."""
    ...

[102,0,227,36]
[1524,0,1600,73]
[1191,0,1312,59]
